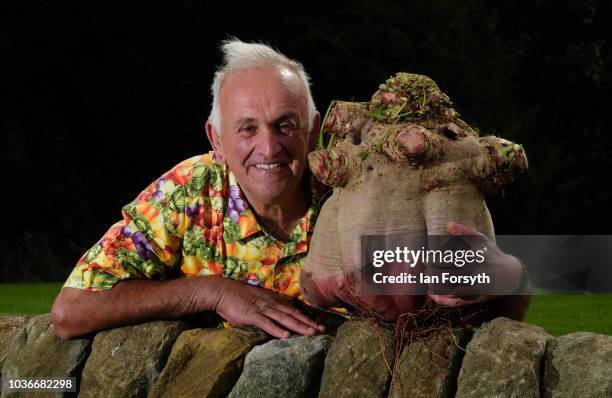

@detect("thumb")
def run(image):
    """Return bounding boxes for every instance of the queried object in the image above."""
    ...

[447,221,479,235]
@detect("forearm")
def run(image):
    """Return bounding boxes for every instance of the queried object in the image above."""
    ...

[51,276,226,339]
[460,293,532,328]
[485,255,532,320]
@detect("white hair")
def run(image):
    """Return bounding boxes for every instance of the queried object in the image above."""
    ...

[209,38,317,134]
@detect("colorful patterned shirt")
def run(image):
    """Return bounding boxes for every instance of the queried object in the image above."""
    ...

[63,152,319,301]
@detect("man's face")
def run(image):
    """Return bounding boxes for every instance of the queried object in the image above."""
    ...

[207,67,318,207]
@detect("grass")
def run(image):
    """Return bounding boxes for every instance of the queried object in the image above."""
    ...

[0,283,610,336]
[0,283,63,315]
[524,294,612,336]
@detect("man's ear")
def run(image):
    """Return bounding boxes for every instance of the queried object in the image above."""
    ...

[205,119,225,163]
[308,111,321,151]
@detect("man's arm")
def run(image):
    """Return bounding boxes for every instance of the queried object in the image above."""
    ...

[51,275,324,340]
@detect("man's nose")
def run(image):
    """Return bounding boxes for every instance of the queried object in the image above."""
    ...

[257,127,283,158]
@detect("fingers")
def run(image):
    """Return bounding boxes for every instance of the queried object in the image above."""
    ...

[272,300,325,332]
[429,293,495,306]
[242,291,324,338]
[216,280,325,338]
[428,294,480,306]
[247,303,320,339]
[260,294,325,333]
[250,313,292,339]
[262,307,319,336]
[445,220,494,257]
[447,220,480,236]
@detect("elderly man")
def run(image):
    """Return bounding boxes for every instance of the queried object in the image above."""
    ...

[52,39,326,340]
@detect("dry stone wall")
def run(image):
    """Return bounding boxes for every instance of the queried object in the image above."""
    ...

[0,315,610,398]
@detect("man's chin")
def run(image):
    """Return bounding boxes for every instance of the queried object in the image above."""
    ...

[253,188,294,204]
[243,168,308,205]
[248,181,307,206]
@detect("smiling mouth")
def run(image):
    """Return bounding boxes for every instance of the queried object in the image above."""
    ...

[254,162,284,170]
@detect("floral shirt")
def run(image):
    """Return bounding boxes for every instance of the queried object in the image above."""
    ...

[63,153,318,301]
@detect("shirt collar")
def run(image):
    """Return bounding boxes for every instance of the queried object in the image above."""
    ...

[227,170,262,240]
[225,169,319,246]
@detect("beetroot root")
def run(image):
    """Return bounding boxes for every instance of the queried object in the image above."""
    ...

[302,73,528,321]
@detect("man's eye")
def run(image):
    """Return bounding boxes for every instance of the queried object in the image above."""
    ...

[279,122,296,133]
[239,126,256,134]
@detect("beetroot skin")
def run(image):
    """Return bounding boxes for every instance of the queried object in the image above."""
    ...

[301,73,528,322]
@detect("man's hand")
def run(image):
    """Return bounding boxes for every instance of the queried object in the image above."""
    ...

[52,275,323,340]
[428,220,526,307]
[214,278,325,339]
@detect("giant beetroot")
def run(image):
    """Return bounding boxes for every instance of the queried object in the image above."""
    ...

[301,73,528,322]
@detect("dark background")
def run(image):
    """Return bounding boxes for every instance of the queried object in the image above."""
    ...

[2,0,611,282]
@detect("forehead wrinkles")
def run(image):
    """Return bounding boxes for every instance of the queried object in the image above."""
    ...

[220,67,307,125]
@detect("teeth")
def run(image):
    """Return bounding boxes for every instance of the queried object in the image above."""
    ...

[255,163,282,170]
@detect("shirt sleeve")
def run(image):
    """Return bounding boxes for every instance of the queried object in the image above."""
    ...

[62,157,201,291]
